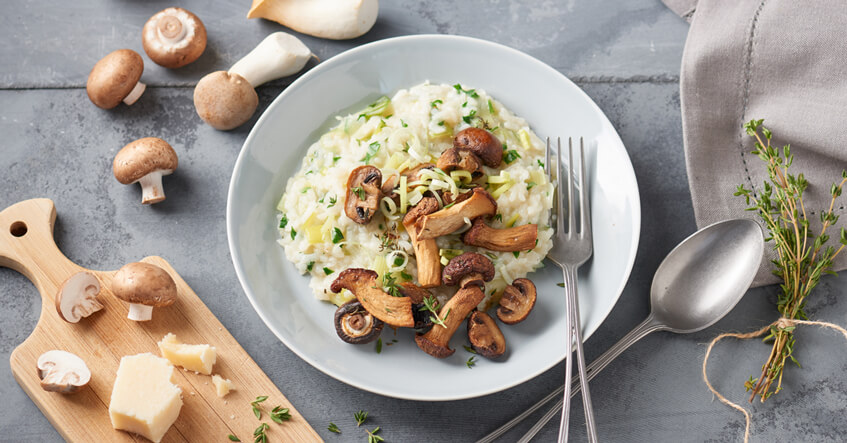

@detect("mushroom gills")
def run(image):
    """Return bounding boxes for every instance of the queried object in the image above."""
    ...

[334,301,384,344]
[56,271,103,323]
[37,350,91,394]
[497,278,537,324]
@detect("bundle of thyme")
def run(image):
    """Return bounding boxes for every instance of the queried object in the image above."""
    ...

[734,119,847,402]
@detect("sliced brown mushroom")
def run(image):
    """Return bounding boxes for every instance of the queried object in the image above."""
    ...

[436,147,483,178]
[463,218,538,252]
[400,163,435,184]
[398,282,434,330]
[55,272,103,323]
[416,188,497,240]
[344,166,382,224]
[330,269,414,328]
[402,197,441,288]
[442,252,495,289]
[414,285,485,358]
[334,300,384,344]
[497,278,537,324]
[37,350,91,394]
[453,128,503,168]
[381,173,399,202]
[467,310,506,358]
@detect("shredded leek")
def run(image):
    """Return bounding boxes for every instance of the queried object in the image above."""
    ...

[518,128,533,151]
[450,170,473,183]
[356,96,391,119]
[328,289,355,307]
[505,213,520,228]
[372,254,388,282]
[380,196,400,221]
[487,171,511,184]
[399,176,408,213]
[491,181,514,199]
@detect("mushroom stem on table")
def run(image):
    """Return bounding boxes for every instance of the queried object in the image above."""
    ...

[122,82,146,106]
[137,170,167,204]
[228,32,312,88]
[127,303,155,322]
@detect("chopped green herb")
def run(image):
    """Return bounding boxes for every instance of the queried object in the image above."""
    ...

[484,252,498,261]
[318,196,325,203]
[228,434,241,442]
[327,423,341,434]
[526,181,537,190]
[443,202,455,209]
[437,121,445,126]
[332,154,341,164]
[393,255,404,266]
[513,251,520,258]
[494,214,503,222]
[430,99,443,108]
[488,99,495,114]
[251,396,268,419]
[463,345,477,354]
[354,410,369,427]
[462,101,468,107]
[323,267,334,275]
[361,141,381,164]
[453,83,480,98]
[420,295,450,328]
[367,427,384,443]
[467,356,477,368]
[352,186,366,200]
[306,261,315,272]
[403,141,410,152]
[462,109,477,124]
[253,423,269,442]
[401,119,408,128]
[332,227,344,244]
[557,282,565,288]
[328,195,337,207]
[382,272,403,297]
[400,271,413,281]
[358,96,391,119]
[537,159,545,168]
[290,229,297,240]
[376,338,383,353]
[503,149,522,164]
[279,214,288,229]
[301,187,311,193]
[270,405,291,424]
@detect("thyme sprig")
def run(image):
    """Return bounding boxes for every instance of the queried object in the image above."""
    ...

[354,410,369,427]
[735,119,847,402]
[420,295,451,328]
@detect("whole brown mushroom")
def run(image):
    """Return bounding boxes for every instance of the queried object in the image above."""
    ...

[453,128,503,168]
[86,49,145,109]
[113,137,179,205]
[142,7,207,68]
[111,262,178,321]
[442,252,496,289]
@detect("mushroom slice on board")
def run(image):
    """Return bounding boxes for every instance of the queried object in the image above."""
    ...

[344,165,382,224]
[462,218,538,252]
[55,272,103,323]
[86,49,145,109]
[330,269,414,328]
[402,197,441,288]
[453,127,503,168]
[334,300,383,344]
[415,188,497,240]
[37,350,91,394]
[247,0,379,40]
[194,32,312,130]
[442,252,495,289]
[142,7,207,68]
[414,285,485,358]
[497,278,537,324]
[467,310,506,358]
[113,137,179,205]
[111,262,178,321]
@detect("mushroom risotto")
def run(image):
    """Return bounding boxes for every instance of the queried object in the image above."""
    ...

[276,82,553,312]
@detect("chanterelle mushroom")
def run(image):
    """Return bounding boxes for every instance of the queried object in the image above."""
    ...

[345,165,382,224]
[453,128,503,168]
[334,300,383,344]
[497,278,537,324]
[414,285,485,358]
[37,350,91,394]
[113,137,179,205]
[416,188,497,240]
[247,0,379,40]
[402,197,441,288]
[330,269,414,328]
[86,49,145,109]
[442,252,495,289]
[111,262,178,321]
[55,271,103,323]
[142,7,207,68]
[463,218,538,252]
[194,32,312,130]
[467,310,506,358]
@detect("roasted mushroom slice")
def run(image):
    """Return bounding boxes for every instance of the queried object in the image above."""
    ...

[437,147,483,178]
[402,197,442,288]
[442,252,495,289]
[400,163,435,185]
[416,188,497,240]
[345,165,382,224]
[467,311,506,358]
[414,285,485,358]
[463,218,538,252]
[497,278,537,324]
[453,128,503,168]
[330,269,414,328]
[398,282,434,330]
[334,301,384,344]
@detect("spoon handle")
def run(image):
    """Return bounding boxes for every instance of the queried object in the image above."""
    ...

[476,316,662,443]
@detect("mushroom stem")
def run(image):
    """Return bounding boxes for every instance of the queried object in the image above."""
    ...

[157,15,187,43]
[228,32,312,88]
[138,170,166,204]
[122,81,146,106]
[128,303,154,321]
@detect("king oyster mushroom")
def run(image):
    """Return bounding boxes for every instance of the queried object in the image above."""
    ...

[142,7,207,68]
[344,165,382,224]
[111,262,178,321]
[414,285,485,358]
[467,310,506,358]
[462,218,538,252]
[247,0,379,40]
[402,197,441,288]
[37,350,91,394]
[55,271,103,323]
[415,188,497,240]
[497,278,537,324]
[86,49,145,109]
[113,137,179,205]
[334,300,383,344]
[330,269,414,328]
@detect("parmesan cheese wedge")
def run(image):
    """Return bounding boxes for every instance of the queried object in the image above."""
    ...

[109,353,182,443]
[212,374,235,397]
[157,333,217,375]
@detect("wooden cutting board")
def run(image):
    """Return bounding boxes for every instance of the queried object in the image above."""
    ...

[0,198,322,442]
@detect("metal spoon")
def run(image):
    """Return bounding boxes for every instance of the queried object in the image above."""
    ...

[477,218,764,443]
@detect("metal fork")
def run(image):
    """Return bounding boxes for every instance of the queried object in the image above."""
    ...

[535,137,597,443]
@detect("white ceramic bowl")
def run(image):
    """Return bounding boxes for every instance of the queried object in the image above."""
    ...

[227,35,641,401]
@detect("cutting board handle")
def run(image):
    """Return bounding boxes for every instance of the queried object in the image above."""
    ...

[0,198,81,299]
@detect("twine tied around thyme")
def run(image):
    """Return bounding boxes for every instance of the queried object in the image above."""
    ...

[702,318,847,443]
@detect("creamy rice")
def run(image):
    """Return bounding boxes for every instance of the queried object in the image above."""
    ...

[276,82,553,309]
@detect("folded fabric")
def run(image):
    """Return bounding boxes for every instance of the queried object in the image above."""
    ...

[664,0,847,286]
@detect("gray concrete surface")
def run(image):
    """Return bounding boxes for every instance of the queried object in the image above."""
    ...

[2,1,846,442]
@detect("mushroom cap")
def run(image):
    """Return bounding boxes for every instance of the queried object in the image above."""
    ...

[55,271,103,323]
[193,71,259,130]
[334,300,384,344]
[468,310,506,358]
[86,49,144,109]
[37,350,91,394]
[113,137,178,184]
[453,128,503,168]
[111,262,178,307]
[344,165,382,224]
[497,278,537,324]
[436,147,483,178]
[442,252,496,287]
[142,7,207,68]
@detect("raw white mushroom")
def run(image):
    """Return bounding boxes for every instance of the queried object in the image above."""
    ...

[247,0,378,40]
[37,350,92,394]
[229,32,312,88]
[55,272,103,323]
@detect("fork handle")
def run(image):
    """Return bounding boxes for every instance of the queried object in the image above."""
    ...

[564,265,599,443]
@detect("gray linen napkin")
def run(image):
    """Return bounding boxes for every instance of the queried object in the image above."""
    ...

[663,0,847,286]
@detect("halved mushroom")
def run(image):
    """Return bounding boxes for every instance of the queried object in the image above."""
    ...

[345,165,382,224]
[398,282,434,330]
[402,197,441,288]
[442,252,495,289]
[497,278,537,324]
[414,285,485,358]
[416,188,497,240]
[453,128,503,168]
[467,311,506,358]
[55,272,103,323]
[437,147,483,178]
[330,269,414,328]
[37,350,91,394]
[334,300,383,344]
[463,218,538,252]
[111,262,178,321]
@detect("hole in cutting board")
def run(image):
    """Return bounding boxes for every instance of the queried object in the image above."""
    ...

[10,221,27,237]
